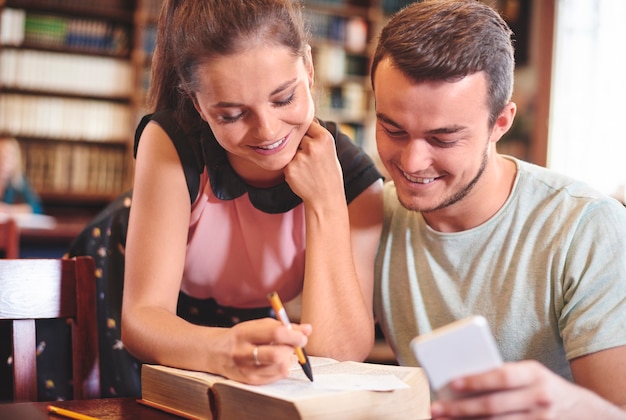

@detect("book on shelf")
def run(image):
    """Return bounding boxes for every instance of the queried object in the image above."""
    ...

[1,49,133,97]
[1,8,131,55]
[18,140,127,195]
[304,9,369,54]
[140,356,430,420]
[381,0,416,15]
[0,93,132,142]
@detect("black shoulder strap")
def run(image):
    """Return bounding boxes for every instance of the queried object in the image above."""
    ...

[134,112,204,204]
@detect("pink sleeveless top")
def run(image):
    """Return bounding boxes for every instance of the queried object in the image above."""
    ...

[182,170,306,308]
[134,111,381,309]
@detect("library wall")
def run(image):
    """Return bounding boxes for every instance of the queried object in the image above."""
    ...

[1,0,539,217]
[0,0,136,215]
[132,0,416,151]
[0,0,418,216]
[304,0,416,161]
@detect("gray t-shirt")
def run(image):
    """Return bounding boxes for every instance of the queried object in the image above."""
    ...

[374,157,626,381]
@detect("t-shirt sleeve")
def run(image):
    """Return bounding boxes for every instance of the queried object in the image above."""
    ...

[559,197,626,359]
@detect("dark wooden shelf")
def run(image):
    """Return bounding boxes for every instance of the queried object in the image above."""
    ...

[5,0,135,23]
[39,191,120,205]
[20,216,88,244]
[1,42,131,58]
[38,192,123,228]
[13,135,130,148]
[1,85,132,103]
[304,1,372,18]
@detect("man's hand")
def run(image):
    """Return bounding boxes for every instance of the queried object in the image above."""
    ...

[430,360,626,419]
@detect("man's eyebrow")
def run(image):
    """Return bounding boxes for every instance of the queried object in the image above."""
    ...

[376,112,468,134]
[376,112,403,128]
[213,78,298,109]
[427,126,467,135]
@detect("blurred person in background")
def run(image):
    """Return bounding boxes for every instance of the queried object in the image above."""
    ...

[0,137,42,214]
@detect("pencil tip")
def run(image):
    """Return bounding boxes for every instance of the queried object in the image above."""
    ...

[302,362,314,382]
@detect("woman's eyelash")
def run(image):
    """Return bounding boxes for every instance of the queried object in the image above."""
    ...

[218,113,243,124]
[275,93,295,107]
[216,92,296,124]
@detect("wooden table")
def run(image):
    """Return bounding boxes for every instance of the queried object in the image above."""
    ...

[18,216,88,258]
[0,397,183,419]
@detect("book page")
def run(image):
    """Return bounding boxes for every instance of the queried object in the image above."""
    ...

[229,361,410,400]
[312,374,408,391]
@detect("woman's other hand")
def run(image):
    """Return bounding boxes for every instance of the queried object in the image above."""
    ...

[283,120,344,206]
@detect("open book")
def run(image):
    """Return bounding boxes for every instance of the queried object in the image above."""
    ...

[140,356,430,419]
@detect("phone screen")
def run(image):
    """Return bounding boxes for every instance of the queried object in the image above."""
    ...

[410,316,503,391]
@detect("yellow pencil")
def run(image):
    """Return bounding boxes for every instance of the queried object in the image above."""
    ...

[47,405,99,420]
[267,291,314,382]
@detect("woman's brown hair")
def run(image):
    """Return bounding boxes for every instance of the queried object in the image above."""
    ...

[148,0,310,132]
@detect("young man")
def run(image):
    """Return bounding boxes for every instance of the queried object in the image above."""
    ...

[371,0,626,418]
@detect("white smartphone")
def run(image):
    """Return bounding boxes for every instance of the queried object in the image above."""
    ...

[410,316,503,392]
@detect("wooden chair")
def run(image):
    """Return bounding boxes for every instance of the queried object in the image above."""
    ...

[0,218,20,258]
[0,256,100,402]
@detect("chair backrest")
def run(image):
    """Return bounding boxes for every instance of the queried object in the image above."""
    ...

[0,256,100,402]
[0,218,20,258]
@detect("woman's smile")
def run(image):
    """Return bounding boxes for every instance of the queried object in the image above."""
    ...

[252,132,290,154]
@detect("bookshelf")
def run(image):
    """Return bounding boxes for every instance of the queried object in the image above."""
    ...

[0,0,136,216]
[129,0,413,152]
[304,1,372,146]
[303,0,414,150]
[0,0,414,221]
[130,0,160,121]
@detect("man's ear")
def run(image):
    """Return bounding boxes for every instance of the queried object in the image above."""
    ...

[304,45,314,88]
[491,102,517,144]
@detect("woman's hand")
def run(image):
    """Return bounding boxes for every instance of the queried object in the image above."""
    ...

[283,119,344,206]
[219,318,312,385]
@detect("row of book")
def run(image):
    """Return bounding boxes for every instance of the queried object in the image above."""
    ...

[313,44,369,84]
[141,24,157,56]
[305,0,352,5]
[381,0,416,14]
[5,0,134,13]
[305,10,369,53]
[305,0,414,14]
[338,121,366,146]
[1,8,131,55]
[305,0,371,6]
[0,94,133,142]
[20,140,128,195]
[305,0,413,14]
[142,0,164,20]
[315,81,368,122]
[1,49,133,97]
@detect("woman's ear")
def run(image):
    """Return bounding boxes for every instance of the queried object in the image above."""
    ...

[304,45,314,88]
[190,94,207,122]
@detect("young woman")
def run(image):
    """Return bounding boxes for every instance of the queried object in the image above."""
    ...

[121,0,383,385]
